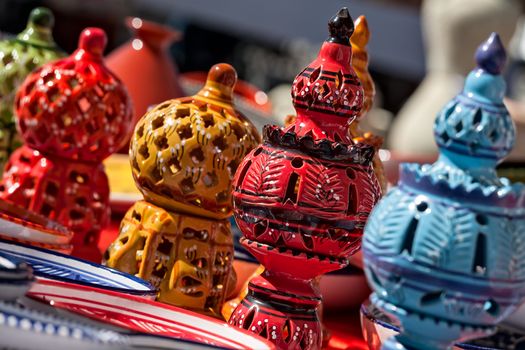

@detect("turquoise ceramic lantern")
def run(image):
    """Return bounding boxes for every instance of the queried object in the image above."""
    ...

[362,33,525,350]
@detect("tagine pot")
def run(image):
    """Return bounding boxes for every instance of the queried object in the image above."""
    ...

[106,17,183,134]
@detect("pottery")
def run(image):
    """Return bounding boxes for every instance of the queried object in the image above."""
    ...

[0,239,155,297]
[0,252,33,301]
[0,28,133,261]
[360,300,525,350]
[348,15,386,193]
[0,299,130,350]
[227,8,381,349]
[0,198,72,248]
[105,63,260,318]
[362,33,525,350]
[106,17,184,132]
[0,7,65,172]
[180,71,275,131]
[28,278,275,350]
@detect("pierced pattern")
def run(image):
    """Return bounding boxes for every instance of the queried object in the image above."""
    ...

[105,200,235,317]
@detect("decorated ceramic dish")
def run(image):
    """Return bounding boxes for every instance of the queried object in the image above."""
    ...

[0,199,72,249]
[0,251,33,301]
[28,278,275,350]
[360,299,525,350]
[0,240,155,297]
[0,299,128,350]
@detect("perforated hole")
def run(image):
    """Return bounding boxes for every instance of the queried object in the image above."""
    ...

[152,116,164,130]
[231,123,246,139]
[212,136,227,151]
[254,220,268,237]
[227,159,239,177]
[472,109,482,126]
[484,299,499,316]
[309,67,321,83]
[473,233,487,275]
[45,182,59,197]
[69,209,84,220]
[347,184,357,214]
[335,70,344,90]
[200,113,214,128]
[69,171,88,184]
[282,319,292,343]
[346,168,356,179]
[416,201,428,212]
[420,290,444,306]
[157,238,173,255]
[154,134,169,150]
[283,172,300,204]
[180,177,195,194]
[476,214,488,226]
[454,120,464,133]
[138,144,150,159]
[136,124,145,138]
[216,190,229,203]
[189,147,204,163]
[243,308,256,330]
[77,96,91,113]
[131,210,141,222]
[291,157,303,168]
[400,217,419,255]
[166,157,181,174]
[177,124,193,140]
[150,166,162,183]
[175,107,190,118]
[2,53,13,65]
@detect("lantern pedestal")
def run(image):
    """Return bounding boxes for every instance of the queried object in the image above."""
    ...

[228,238,345,349]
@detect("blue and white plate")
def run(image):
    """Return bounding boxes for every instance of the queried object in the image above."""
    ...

[0,300,127,350]
[0,252,33,301]
[0,239,156,297]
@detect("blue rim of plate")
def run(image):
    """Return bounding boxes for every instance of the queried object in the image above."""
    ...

[360,302,516,350]
[0,239,156,296]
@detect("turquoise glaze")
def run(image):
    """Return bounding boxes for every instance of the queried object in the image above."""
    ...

[362,33,525,350]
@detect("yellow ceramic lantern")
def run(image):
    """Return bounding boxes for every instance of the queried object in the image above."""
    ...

[105,63,260,317]
[348,15,386,192]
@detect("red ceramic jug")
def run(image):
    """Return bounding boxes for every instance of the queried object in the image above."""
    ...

[106,17,184,128]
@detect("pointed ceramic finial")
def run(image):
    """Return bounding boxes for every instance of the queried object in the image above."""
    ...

[197,63,237,102]
[475,32,506,75]
[350,15,375,117]
[17,7,57,47]
[433,32,513,168]
[290,7,363,143]
[327,7,354,45]
[77,28,107,59]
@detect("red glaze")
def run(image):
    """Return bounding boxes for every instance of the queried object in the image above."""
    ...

[228,8,381,350]
[0,28,133,261]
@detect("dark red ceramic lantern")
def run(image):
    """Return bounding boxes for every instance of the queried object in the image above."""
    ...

[0,28,133,261]
[228,8,381,350]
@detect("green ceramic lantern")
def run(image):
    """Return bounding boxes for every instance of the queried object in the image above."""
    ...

[0,7,65,170]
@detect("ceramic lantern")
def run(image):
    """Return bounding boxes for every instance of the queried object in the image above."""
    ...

[348,15,386,192]
[104,63,260,318]
[0,28,133,261]
[228,8,381,349]
[363,33,525,350]
[0,7,65,172]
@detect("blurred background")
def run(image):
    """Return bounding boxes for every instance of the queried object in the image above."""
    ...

[2,0,525,168]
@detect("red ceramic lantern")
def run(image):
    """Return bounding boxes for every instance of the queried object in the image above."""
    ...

[228,8,381,350]
[0,28,133,261]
